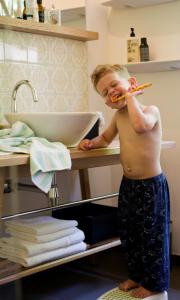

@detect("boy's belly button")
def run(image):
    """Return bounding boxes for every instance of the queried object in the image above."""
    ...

[127,167,132,172]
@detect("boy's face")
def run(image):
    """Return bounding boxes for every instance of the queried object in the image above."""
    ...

[96,71,135,110]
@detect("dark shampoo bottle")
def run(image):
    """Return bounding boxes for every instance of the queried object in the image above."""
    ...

[140,37,149,62]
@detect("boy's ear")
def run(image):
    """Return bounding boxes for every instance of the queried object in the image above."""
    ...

[128,77,138,89]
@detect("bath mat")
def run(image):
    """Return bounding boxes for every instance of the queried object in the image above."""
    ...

[97,288,141,300]
[97,288,168,300]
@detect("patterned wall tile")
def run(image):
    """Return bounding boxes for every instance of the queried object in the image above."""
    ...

[0,62,8,92]
[25,64,50,94]
[49,37,68,66]
[71,68,88,93]
[0,30,4,61]
[4,31,28,62]
[50,94,73,112]
[71,42,88,67]
[0,91,11,113]
[0,30,88,114]
[27,34,50,64]
[50,66,70,94]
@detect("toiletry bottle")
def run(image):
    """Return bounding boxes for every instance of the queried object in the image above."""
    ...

[130,27,135,37]
[127,28,140,63]
[16,0,22,19]
[23,0,27,19]
[26,0,34,20]
[37,0,44,22]
[140,37,150,62]
[33,3,39,22]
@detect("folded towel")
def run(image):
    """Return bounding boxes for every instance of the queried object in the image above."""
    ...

[5,216,78,235]
[0,242,87,267]
[0,229,85,257]
[6,226,78,243]
[0,121,71,192]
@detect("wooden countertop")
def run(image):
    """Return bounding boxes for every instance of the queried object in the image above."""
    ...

[0,140,176,169]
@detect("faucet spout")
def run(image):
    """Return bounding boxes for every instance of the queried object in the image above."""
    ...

[12,80,38,112]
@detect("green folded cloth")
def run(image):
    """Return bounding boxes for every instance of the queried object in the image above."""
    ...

[0,121,71,193]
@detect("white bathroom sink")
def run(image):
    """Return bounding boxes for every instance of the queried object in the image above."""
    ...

[5,112,101,147]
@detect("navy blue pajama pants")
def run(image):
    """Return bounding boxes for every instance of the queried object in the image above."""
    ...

[118,173,170,292]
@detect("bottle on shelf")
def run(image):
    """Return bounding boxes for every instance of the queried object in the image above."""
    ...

[33,3,39,22]
[37,0,44,23]
[130,27,135,37]
[46,4,61,25]
[23,0,27,19]
[127,27,140,63]
[25,0,34,20]
[140,37,150,62]
[16,0,23,19]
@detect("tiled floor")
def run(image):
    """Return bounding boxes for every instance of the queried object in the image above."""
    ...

[0,246,180,300]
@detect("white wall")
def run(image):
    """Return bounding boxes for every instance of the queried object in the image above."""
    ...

[86,1,180,254]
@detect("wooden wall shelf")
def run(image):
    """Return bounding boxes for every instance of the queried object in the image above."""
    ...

[0,16,99,42]
[123,59,180,73]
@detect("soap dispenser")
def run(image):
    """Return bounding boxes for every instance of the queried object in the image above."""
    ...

[127,28,140,63]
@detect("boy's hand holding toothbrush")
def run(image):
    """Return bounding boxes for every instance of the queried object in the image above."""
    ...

[111,82,152,103]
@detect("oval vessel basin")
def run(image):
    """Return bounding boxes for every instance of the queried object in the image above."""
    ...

[5,112,100,147]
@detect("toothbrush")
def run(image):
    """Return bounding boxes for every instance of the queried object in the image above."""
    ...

[111,82,152,103]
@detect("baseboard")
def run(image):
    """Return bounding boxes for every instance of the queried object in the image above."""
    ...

[171,255,180,265]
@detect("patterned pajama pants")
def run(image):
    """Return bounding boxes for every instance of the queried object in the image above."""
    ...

[118,173,170,292]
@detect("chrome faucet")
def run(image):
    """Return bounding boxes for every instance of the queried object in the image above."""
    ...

[12,80,39,112]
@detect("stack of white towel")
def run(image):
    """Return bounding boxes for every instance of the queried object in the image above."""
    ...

[0,216,86,267]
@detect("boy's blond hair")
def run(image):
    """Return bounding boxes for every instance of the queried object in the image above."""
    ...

[91,64,130,92]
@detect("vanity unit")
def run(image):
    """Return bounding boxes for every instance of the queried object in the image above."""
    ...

[0,141,176,284]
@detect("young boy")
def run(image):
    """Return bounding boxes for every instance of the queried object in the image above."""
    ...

[78,64,170,299]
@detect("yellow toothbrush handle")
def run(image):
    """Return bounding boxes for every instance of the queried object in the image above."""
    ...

[111,82,152,103]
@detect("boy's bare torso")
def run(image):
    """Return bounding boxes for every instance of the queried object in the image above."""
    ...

[115,108,162,179]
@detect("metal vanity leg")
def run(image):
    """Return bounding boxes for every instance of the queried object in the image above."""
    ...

[0,168,5,235]
[48,173,60,207]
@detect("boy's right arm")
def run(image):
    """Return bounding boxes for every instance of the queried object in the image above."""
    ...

[78,113,118,151]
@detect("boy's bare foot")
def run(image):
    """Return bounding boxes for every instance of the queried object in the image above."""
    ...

[131,286,157,298]
[119,279,140,292]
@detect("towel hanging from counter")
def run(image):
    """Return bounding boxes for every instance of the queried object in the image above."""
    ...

[0,121,71,192]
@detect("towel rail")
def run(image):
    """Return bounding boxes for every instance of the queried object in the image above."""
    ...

[1,192,119,220]
[17,183,44,193]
